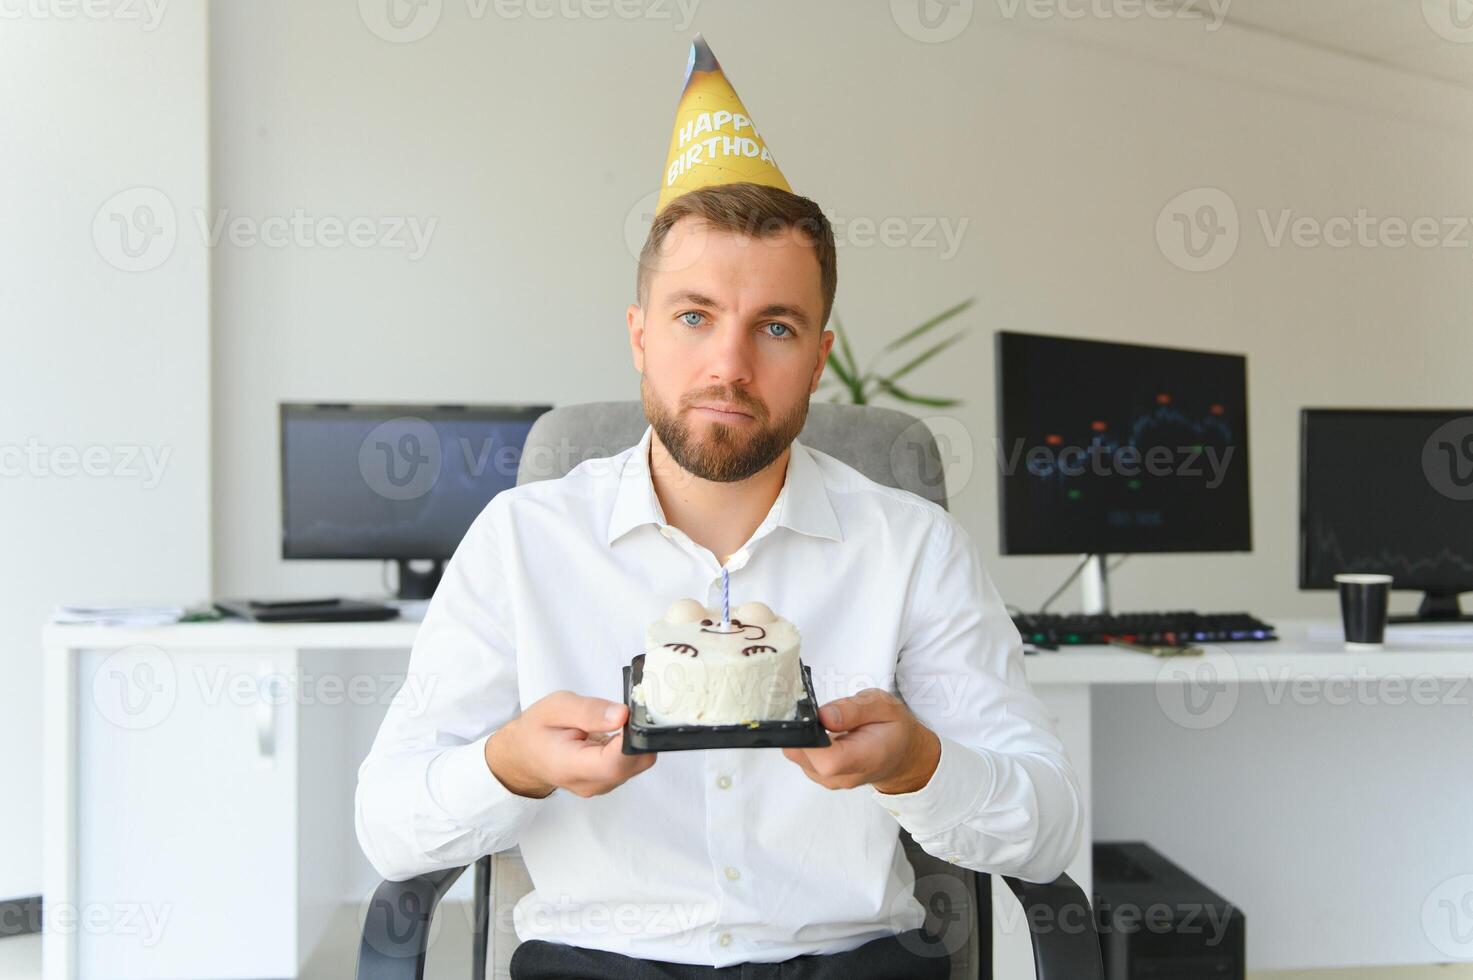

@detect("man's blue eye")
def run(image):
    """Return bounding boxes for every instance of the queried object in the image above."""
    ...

[680,311,703,327]
[766,323,793,339]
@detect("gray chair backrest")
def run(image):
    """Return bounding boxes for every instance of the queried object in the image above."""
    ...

[515,400,949,511]
[501,399,978,979]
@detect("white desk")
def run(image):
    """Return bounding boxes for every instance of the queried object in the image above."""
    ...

[42,618,1473,977]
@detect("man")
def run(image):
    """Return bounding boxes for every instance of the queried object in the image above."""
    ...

[355,36,1082,980]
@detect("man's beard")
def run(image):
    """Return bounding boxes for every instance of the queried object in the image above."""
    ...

[641,374,808,483]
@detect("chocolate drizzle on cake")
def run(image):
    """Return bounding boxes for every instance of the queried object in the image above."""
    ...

[741,644,776,656]
[663,642,699,657]
[698,618,768,640]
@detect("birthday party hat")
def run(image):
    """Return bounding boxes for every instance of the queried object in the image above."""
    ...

[655,34,792,215]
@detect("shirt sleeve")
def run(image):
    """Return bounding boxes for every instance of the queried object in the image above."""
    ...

[870,511,1084,883]
[354,496,549,882]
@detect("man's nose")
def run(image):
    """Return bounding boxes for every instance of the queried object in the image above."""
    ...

[705,322,755,386]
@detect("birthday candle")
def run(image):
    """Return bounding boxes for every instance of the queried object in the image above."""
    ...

[721,567,730,626]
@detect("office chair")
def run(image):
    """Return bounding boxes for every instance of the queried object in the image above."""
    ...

[357,400,1104,980]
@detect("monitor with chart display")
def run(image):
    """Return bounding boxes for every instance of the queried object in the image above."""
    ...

[995,331,1251,555]
[1300,408,1473,622]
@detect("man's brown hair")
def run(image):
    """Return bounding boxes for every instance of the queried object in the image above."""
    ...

[636,182,838,330]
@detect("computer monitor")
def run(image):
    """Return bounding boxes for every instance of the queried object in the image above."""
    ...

[280,402,551,598]
[995,331,1252,556]
[1300,409,1473,622]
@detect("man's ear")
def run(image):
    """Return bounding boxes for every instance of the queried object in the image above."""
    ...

[627,303,646,374]
[811,328,836,394]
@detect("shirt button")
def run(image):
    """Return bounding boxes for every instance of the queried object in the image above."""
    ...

[716,775,732,790]
[718,932,732,947]
[724,866,741,881]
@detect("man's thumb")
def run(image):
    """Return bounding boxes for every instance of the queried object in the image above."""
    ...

[551,693,627,732]
[591,698,626,730]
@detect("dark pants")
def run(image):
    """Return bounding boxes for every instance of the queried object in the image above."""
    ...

[509,927,953,980]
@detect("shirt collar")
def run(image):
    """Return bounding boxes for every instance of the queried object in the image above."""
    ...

[606,424,842,546]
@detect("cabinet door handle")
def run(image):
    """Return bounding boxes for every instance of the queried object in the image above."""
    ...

[257,672,287,761]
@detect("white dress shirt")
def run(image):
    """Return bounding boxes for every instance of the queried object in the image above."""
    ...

[355,423,1083,967]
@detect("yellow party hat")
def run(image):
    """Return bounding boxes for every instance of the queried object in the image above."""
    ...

[655,34,792,215]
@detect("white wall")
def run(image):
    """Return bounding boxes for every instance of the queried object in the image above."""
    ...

[210,0,1472,622]
[7,0,1470,912]
[1,5,210,901]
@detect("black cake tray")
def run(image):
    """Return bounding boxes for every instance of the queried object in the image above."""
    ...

[621,653,831,754]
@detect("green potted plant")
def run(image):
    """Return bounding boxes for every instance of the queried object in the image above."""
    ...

[818,298,974,408]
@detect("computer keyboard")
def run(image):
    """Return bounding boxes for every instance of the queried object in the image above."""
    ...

[1011,611,1277,647]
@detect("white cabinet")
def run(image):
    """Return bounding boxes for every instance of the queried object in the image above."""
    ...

[46,632,405,980]
[75,646,298,977]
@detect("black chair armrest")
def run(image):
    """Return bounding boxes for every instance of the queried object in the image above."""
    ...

[355,860,1102,980]
[356,863,470,980]
[1000,872,1105,980]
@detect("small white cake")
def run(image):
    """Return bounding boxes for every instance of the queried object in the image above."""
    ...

[632,598,803,726]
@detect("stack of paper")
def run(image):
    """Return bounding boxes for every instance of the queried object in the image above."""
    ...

[1307,622,1473,645]
[53,604,185,626]
[1386,623,1473,644]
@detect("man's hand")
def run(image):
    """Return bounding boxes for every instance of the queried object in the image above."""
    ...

[782,688,941,794]
[485,691,655,800]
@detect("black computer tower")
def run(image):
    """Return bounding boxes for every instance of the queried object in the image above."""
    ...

[1093,841,1246,979]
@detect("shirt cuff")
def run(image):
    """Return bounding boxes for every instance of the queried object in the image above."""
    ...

[427,731,551,825]
[870,732,994,839]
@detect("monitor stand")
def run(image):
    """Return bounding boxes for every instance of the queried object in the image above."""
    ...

[395,559,444,601]
[1080,554,1112,615]
[1388,590,1473,625]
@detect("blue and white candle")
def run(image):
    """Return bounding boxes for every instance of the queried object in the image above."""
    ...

[721,567,730,626]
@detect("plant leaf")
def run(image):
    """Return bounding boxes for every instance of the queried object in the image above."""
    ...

[885,332,967,384]
[880,298,975,354]
[876,378,960,408]
[824,346,857,389]
[831,312,861,378]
